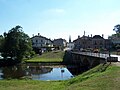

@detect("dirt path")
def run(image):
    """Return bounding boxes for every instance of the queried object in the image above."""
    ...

[112,62,120,66]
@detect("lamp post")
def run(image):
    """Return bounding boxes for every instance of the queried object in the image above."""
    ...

[109,40,111,64]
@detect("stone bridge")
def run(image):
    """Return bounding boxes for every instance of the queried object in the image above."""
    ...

[63,51,118,69]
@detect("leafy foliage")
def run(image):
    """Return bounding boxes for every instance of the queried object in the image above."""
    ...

[0,35,4,52]
[113,24,120,34]
[1,25,34,62]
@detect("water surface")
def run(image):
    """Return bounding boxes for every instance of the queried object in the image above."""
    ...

[0,64,73,81]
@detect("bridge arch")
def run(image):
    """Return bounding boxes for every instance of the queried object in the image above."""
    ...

[82,57,91,69]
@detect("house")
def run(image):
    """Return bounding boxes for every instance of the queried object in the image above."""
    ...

[73,35,92,50]
[31,33,53,53]
[105,39,112,49]
[66,42,75,51]
[109,36,120,45]
[53,38,67,50]
[92,35,105,49]
[73,34,111,51]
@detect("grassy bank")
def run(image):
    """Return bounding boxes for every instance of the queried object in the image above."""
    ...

[65,63,120,90]
[0,63,120,90]
[25,51,65,63]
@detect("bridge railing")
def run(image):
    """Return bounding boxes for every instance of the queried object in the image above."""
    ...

[72,51,110,59]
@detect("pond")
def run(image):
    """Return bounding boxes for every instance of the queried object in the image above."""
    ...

[0,63,74,81]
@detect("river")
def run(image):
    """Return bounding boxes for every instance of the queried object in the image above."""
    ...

[0,63,74,81]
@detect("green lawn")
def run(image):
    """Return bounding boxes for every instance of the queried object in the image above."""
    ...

[0,80,65,90]
[65,63,120,90]
[0,63,120,90]
[25,51,65,63]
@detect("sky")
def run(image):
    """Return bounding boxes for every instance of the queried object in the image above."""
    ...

[0,0,120,41]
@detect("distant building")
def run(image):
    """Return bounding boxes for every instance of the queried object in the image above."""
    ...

[73,35,92,50]
[53,38,67,50]
[73,34,111,51]
[92,35,105,49]
[105,39,112,49]
[109,36,120,45]
[31,33,53,53]
[66,42,75,50]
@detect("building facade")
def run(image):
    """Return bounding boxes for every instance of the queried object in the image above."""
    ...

[73,35,111,51]
[74,35,92,50]
[109,36,120,45]
[66,42,75,50]
[53,38,67,50]
[31,33,53,53]
[92,35,105,49]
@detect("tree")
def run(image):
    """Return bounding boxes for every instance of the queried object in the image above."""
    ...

[113,24,120,34]
[1,25,34,62]
[0,35,4,52]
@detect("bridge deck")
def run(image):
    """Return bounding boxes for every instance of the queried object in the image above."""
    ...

[72,52,119,62]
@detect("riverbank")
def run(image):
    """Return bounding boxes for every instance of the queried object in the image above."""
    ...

[25,51,64,63]
[0,63,120,90]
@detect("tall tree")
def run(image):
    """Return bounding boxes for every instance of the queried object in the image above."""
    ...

[2,25,34,62]
[0,35,4,52]
[113,24,120,34]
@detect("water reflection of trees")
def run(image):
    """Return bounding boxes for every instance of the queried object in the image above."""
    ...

[2,65,25,79]
[2,65,53,79]
[26,66,53,75]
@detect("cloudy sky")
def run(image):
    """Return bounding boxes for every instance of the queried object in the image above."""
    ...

[0,0,120,41]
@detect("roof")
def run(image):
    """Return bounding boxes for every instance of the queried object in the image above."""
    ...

[31,35,52,42]
[53,38,67,42]
[73,36,92,42]
[92,35,104,39]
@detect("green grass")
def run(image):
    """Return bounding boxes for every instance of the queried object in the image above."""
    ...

[0,80,65,90]
[65,63,120,90]
[25,51,65,63]
[0,63,120,90]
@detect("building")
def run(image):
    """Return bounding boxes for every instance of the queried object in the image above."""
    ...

[31,33,53,53]
[73,34,111,51]
[73,35,92,50]
[109,36,120,45]
[92,35,105,49]
[53,38,67,50]
[66,42,75,51]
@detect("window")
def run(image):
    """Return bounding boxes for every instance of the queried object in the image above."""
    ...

[36,40,38,43]
[41,44,42,47]
[41,40,43,42]
[100,42,103,45]
[94,41,97,45]
[32,43,34,45]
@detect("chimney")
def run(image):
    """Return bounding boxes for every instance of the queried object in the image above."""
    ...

[78,35,80,39]
[91,34,92,37]
[84,31,85,36]
[38,33,40,36]
[102,34,104,38]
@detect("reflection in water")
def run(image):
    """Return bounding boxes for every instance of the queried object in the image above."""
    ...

[0,69,3,79]
[0,64,73,80]
[32,68,73,80]
[26,66,53,75]
[2,66,25,79]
